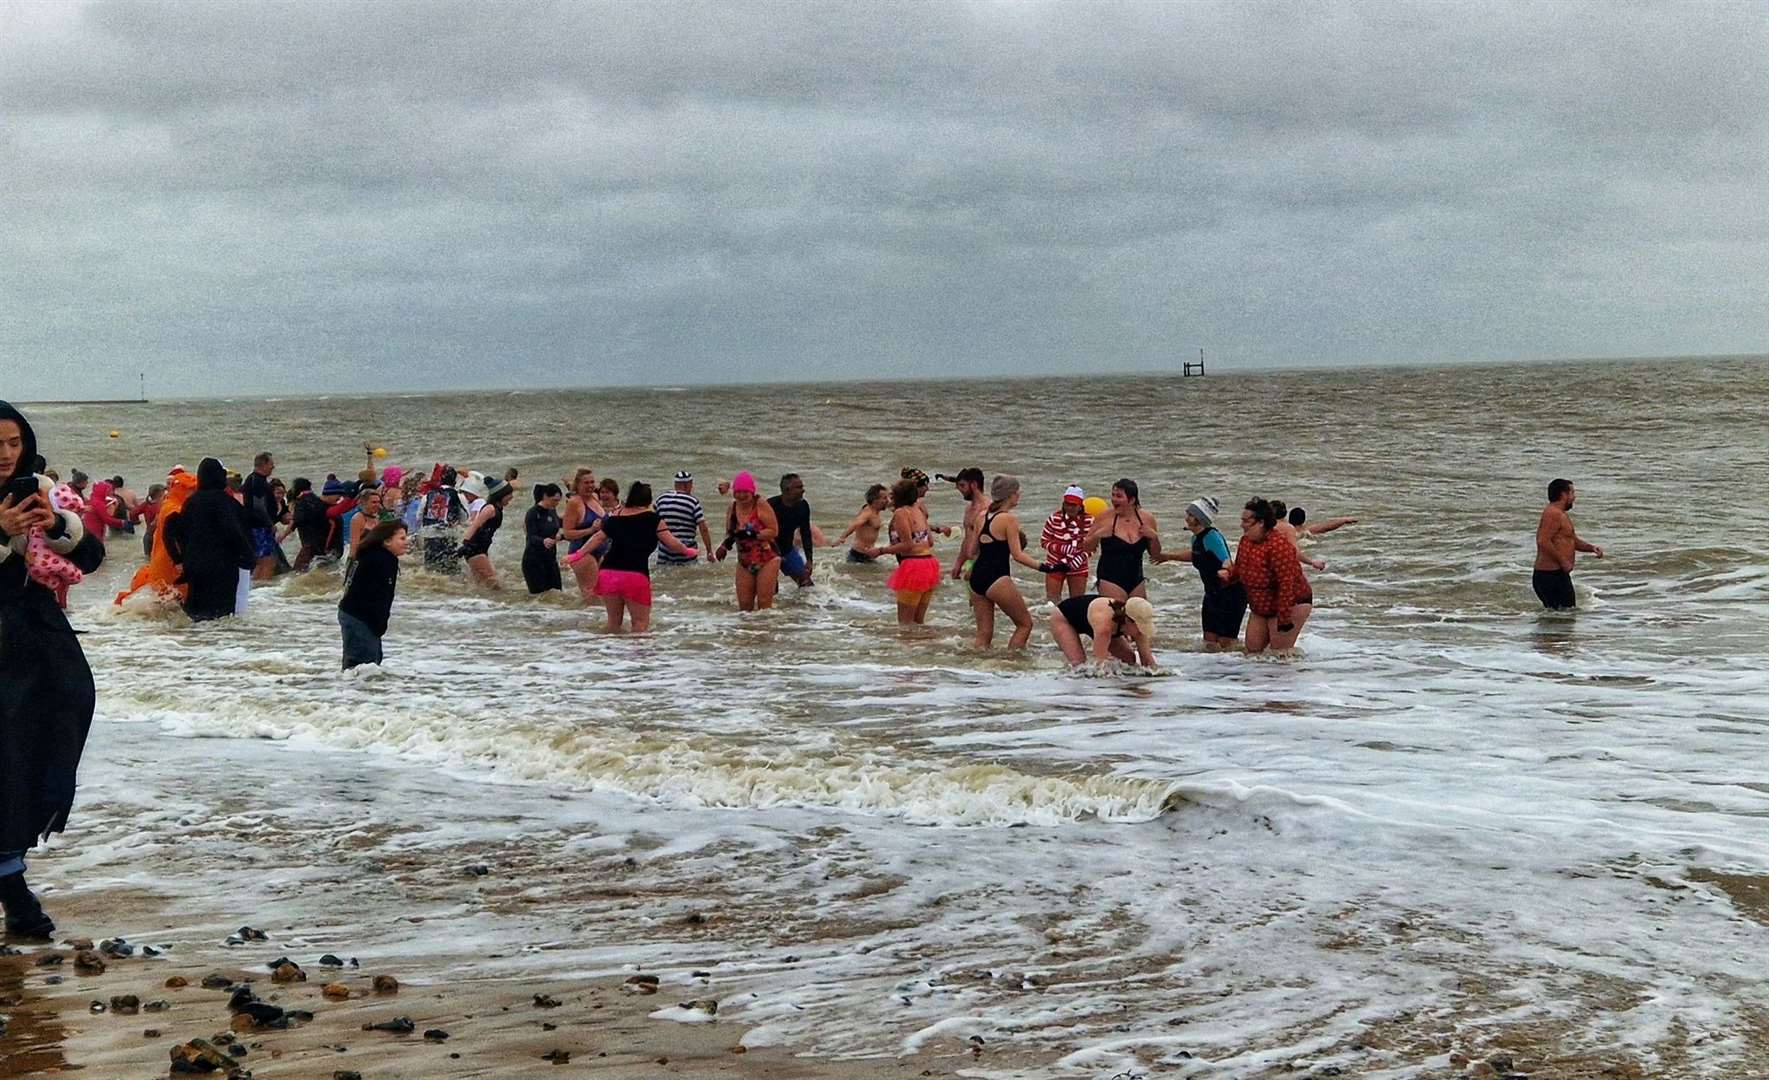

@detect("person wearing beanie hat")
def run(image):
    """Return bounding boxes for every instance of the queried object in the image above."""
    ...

[1049,592,1157,667]
[1039,485,1093,602]
[968,475,1047,649]
[458,479,516,587]
[1155,494,1246,649]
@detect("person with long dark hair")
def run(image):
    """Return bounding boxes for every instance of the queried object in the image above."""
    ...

[1081,477,1167,601]
[0,401,104,938]
[339,520,409,669]
[161,457,253,622]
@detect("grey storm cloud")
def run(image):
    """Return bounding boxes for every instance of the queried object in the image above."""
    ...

[2,0,1765,398]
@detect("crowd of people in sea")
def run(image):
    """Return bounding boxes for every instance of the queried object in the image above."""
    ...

[0,397,1607,941]
[16,429,1370,671]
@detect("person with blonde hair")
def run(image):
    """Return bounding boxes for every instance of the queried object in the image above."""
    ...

[1050,594,1157,667]
[967,475,1045,649]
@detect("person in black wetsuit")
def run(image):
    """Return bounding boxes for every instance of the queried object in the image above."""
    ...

[967,475,1046,649]
[1049,594,1157,667]
[1081,478,1166,602]
[338,520,407,669]
[0,401,105,939]
[769,473,815,588]
[289,478,330,571]
[1155,495,1247,649]
[459,480,514,587]
[522,484,564,594]
[162,458,252,622]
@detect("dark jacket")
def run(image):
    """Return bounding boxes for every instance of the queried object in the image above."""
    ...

[0,401,101,853]
[163,458,250,621]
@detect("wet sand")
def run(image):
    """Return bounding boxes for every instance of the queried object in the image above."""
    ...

[1,884,987,1078]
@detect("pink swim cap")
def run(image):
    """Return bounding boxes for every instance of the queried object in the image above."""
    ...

[732,471,757,494]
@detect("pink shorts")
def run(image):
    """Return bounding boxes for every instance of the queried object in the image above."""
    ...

[593,569,653,606]
[887,555,941,599]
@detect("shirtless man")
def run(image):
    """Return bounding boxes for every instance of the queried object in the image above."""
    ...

[832,484,889,563]
[942,467,988,581]
[1270,500,1327,572]
[1533,478,1603,610]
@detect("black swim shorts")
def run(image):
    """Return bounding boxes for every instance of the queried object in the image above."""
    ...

[1532,569,1576,611]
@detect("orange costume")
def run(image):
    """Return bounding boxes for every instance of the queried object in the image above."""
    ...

[115,468,199,606]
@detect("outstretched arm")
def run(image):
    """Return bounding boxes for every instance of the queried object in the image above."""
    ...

[1304,516,1357,536]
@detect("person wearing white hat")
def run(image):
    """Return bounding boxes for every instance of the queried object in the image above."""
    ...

[1038,485,1093,602]
[1155,494,1246,649]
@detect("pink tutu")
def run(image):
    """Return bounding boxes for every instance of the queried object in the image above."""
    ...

[887,555,941,598]
[593,569,653,606]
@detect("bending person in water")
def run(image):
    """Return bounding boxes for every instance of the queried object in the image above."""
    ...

[1082,478,1165,601]
[338,521,407,670]
[714,471,780,612]
[1533,477,1602,611]
[1155,495,1247,650]
[968,475,1046,649]
[570,481,697,633]
[1221,498,1312,653]
[1050,594,1157,668]
[870,478,941,625]
[832,484,888,564]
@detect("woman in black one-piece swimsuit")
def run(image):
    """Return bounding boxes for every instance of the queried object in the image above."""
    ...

[967,476,1045,649]
[1082,478,1166,601]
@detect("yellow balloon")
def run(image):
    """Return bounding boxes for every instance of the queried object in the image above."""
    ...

[372,447,388,458]
[1082,496,1108,517]
[108,429,121,439]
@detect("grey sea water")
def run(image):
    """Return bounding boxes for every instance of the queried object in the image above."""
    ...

[25,355,1769,1075]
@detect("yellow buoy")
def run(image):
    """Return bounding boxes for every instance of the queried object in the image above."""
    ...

[372,447,388,458]
[108,429,121,439]
[1083,496,1108,517]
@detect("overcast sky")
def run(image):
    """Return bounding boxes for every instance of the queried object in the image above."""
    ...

[3,0,1765,398]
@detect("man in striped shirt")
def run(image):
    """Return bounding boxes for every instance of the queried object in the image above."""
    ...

[654,471,712,565]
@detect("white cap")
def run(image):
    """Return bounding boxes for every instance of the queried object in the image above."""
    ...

[1063,485,1085,502]
[675,470,692,482]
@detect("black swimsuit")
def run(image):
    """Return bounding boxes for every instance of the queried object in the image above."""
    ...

[1096,526,1148,593]
[969,510,1011,598]
[1058,594,1125,639]
[457,505,502,559]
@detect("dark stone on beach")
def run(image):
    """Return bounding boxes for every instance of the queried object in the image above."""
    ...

[166,975,190,989]
[466,864,489,876]
[145,1028,162,1038]
[110,994,141,1014]
[74,951,106,975]
[681,999,718,1016]
[624,974,659,987]
[89,1000,107,1013]
[683,912,706,925]
[424,1028,450,1040]
[318,954,345,967]
[237,1002,287,1029]
[144,944,163,957]
[333,1073,363,1080]
[236,927,268,942]
[169,1037,233,1073]
[201,973,234,989]
[1487,1055,1516,1073]
[146,999,170,1012]
[0,944,19,956]
[691,970,712,979]
[541,1049,571,1064]
[534,993,562,1008]
[99,938,134,958]
[227,986,259,1010]
[542,1022,557,1030]
[212,1033,237,1047]
[34,952,62,967]
[363,1016,415,1034]
[43,975,62,984]
[228,1043,248,1057]
[372,974,399,994]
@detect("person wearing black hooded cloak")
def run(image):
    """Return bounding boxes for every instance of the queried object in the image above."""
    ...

[0,401,104,939]
[161,457,251,622]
